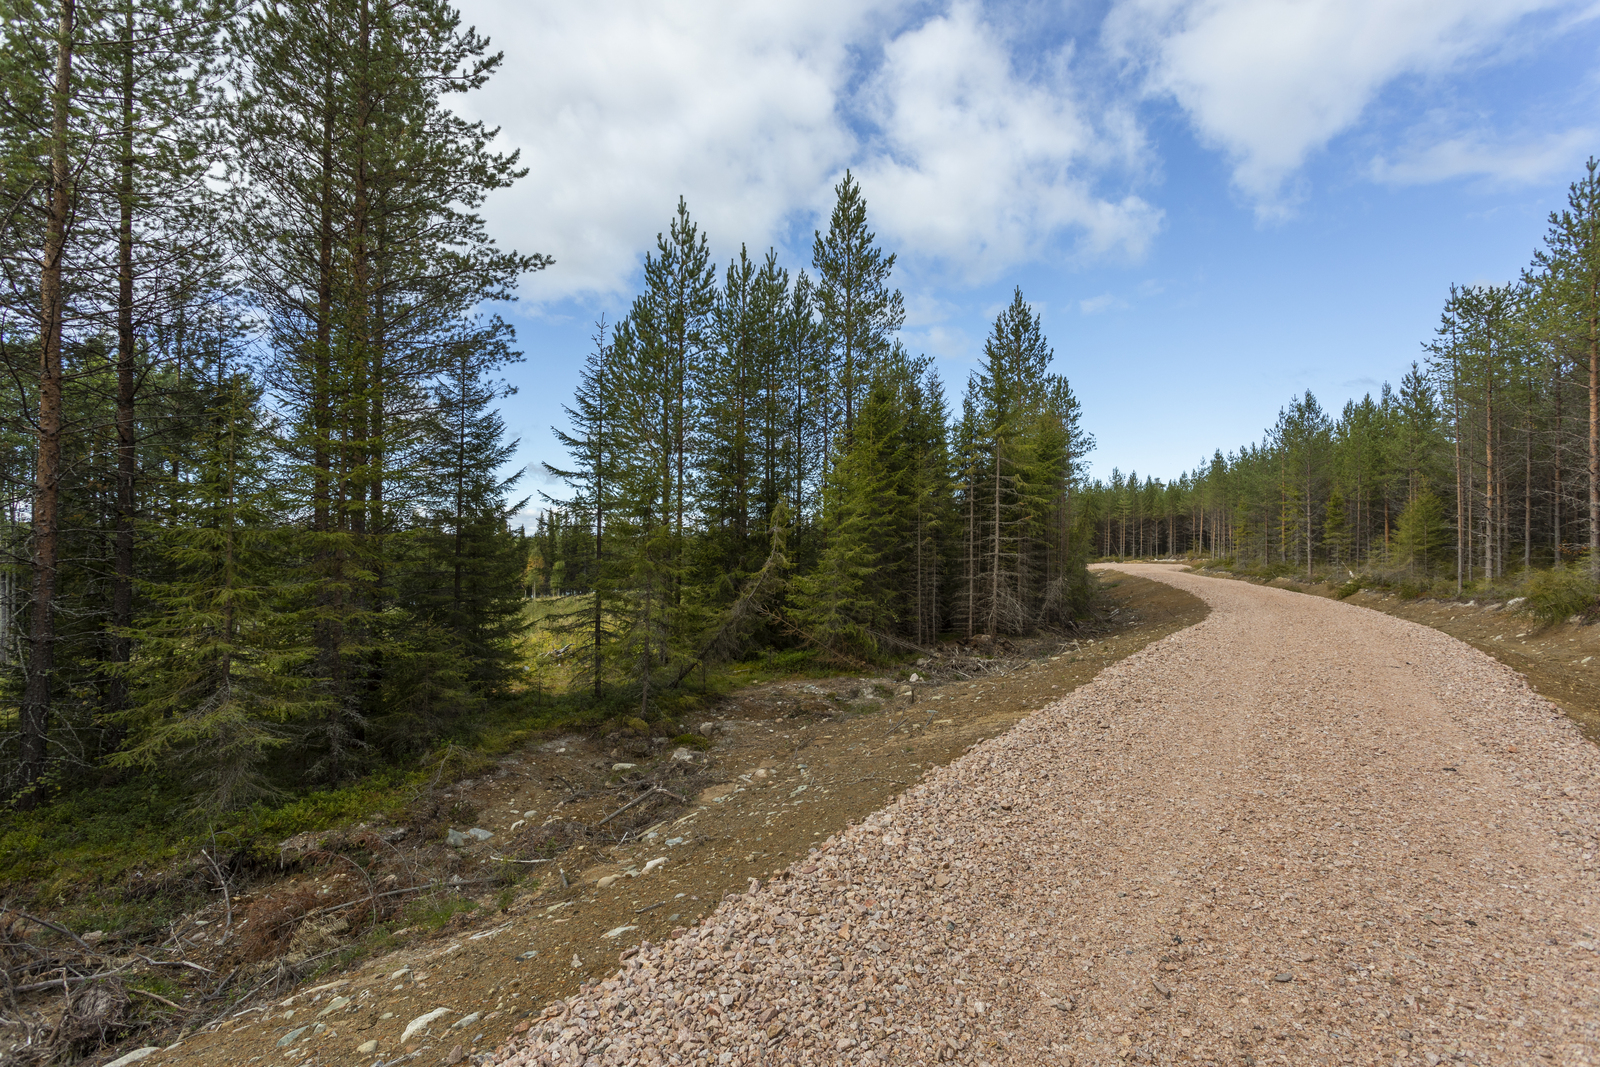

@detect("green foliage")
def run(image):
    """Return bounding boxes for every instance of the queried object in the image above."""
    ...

[1393,490,1449,575]
[1521,567,1600,625]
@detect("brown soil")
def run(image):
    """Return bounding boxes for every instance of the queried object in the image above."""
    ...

[78,575,1206,1067]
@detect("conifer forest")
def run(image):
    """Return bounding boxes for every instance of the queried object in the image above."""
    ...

[4,0,1597,829]
[1079,160,1600,603]
[0,0,1095,820]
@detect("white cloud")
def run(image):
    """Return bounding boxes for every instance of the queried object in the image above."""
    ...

[455,0,1160,305]
[1369,125,1597,185]
[1079,293,1129,314]
[1106,0,1585,214]
[856,3,1162,280]
[456,0,904,303]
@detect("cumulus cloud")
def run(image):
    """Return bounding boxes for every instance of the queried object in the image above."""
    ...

[1106,0,1586,214]
[454,0,1160,305]
[855,3,1163,282]
[455,0,903,303]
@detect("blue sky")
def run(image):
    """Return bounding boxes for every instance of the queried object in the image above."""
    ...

[450,0,1600,510]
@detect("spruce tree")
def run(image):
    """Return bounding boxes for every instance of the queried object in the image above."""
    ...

[546,319,625,700]
[111,356,318,816]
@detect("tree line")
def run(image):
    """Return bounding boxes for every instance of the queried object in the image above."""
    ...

[1080,159,1600,592]
[539,176,1097,714]
[0,0,543,814]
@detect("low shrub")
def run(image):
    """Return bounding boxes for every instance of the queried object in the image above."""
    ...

[1520,566,1600,625]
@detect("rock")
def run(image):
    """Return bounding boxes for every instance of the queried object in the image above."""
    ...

[612,763,637,771]
[518,950,538,960]
[603,924,639,938]
[571,954,583,968]
[400,1007,452,1043]
[1152,980,1172,998]
[276,1026,309,1047]
[909,673,921,682]
[103,1050,161,1067]
[316,995,351,1017]
[1273,973,1294,983]
[597,874,621,889]
[447,1044,467,1065]
[467,827,493,841]
[1425,1054,1441,1066]
[450,1012,482,1030]
[642,857,668,873]
[446,828,468,847]
[277,831,325,859]
[1398,1030,1413,1041]
[356,1039,378,1054]
[671,747,695,762]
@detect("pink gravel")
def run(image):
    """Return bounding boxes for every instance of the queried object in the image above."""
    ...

[489,565,1600,1066]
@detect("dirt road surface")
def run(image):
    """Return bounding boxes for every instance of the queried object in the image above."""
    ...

[492,565,1599,1067]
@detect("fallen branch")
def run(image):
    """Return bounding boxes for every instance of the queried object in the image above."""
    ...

[130,987,184,1011]
[0,906,98,955]
[596,786,686,828]
[135,955,214,975]
[12,964,134,994]
[297,879,497,922]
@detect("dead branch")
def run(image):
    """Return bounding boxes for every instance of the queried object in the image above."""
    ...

[0,906,97,954]
[596,786,686,828]
[129,987,183,1011]
[201,847,234,948]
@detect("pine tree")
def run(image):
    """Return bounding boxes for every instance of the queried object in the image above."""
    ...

[812,171,905,444]
[234,0,544,775]
[1533,159,1600,578]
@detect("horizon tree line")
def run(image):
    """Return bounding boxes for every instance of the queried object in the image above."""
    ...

[1080,158,1600,593]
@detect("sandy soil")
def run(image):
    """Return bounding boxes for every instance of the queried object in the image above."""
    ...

[486,565,1600,1067]
[108,578,1204,1067]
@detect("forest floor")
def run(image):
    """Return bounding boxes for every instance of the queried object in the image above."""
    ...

[1197,569,1600,745]
[8,575,1206,1067]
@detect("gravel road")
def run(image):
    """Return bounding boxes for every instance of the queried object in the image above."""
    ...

[490,565,1600,1067]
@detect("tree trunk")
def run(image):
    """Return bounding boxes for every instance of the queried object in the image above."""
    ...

[1590,307,1599,581]
[21,0,76,809]
[110,0,136,721]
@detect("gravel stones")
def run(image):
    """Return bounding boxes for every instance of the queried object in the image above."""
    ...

[488,566,1600,1067]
